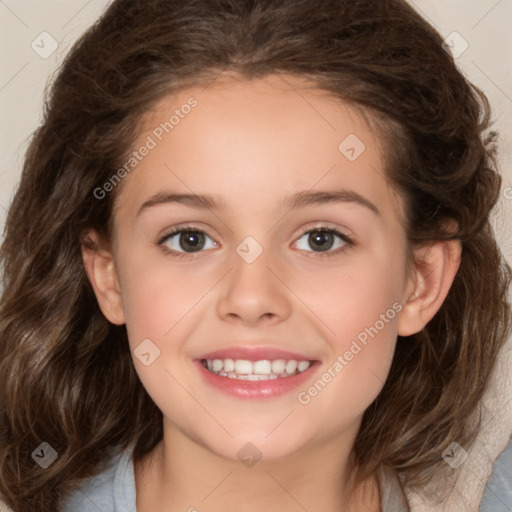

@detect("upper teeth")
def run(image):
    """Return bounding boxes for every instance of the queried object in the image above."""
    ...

[204,358,311,379]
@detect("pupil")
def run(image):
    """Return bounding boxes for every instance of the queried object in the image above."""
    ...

[310,231,333,252]
[181,231,204,252]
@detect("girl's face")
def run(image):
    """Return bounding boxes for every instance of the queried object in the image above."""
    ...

[97,74,417,461]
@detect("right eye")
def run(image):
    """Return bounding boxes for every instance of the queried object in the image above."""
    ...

[157,225,219,259]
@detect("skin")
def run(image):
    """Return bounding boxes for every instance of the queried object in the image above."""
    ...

[82,73,461,512]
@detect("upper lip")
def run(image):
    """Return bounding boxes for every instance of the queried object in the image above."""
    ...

[197,345,317,362]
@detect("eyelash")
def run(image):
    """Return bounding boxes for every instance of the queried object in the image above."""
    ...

[156,223,355,260]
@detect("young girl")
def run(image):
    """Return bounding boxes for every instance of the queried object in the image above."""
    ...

[0,0,510,511]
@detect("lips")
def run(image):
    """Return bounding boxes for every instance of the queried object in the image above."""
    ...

[198,345,317,362]
[195,345,320,398]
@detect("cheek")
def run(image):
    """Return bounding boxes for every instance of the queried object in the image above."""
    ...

[118,256,214,346]
[292,249,405,346]
[293,252,404,413]
[296,295,400,431]
[116,258,208,422]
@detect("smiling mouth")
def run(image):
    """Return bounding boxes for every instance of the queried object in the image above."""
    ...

[201,358,312,380]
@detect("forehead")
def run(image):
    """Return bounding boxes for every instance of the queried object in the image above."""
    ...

[112,73,405,227]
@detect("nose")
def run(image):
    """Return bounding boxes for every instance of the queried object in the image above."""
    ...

[216,243,292,326]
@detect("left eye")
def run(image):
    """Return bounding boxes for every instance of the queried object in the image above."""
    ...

[294,228,351,254]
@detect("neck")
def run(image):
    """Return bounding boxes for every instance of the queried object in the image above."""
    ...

[134,424,381,512]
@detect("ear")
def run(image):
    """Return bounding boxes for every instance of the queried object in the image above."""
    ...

[80,229,126,325]
[398,239,462,336]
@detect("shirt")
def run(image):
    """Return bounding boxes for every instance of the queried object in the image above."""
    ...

[60,444,410,511]
[479,436,512,511]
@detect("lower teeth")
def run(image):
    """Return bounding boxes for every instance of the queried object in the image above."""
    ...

[207,368,300,380]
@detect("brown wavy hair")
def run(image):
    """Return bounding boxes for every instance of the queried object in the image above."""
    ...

[1,0,510,510]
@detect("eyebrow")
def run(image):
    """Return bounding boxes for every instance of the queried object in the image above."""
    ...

[136,188,380,217]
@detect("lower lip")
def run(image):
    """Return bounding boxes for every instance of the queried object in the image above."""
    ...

[194,360,320,399]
